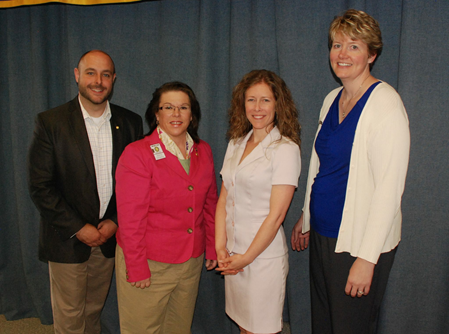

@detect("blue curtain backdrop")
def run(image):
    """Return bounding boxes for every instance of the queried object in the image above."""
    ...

[0,0,448,333]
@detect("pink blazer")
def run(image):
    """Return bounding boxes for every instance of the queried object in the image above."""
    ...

[116,131,218,282]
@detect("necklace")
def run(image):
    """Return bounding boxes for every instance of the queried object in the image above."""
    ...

[341,74,370,119]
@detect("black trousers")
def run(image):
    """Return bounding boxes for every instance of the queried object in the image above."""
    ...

[310,228,397,334]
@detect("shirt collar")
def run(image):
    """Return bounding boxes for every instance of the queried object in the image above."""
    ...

[260,126,281,148]
[239,126,281,148]
[78,95,111,121]
[157,126,194,160]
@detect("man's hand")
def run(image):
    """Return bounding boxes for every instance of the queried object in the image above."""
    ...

[76,223,106,247]
[97,219,117,240]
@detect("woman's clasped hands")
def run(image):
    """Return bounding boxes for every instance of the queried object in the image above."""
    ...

[215,249,247,275]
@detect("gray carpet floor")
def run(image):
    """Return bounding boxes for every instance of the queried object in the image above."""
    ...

[0,314,53,334]
[0,315,291,333]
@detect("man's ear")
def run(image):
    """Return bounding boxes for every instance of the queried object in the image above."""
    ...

[74,68,80,84]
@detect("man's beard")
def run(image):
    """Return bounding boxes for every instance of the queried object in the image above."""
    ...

[79,84,110,105]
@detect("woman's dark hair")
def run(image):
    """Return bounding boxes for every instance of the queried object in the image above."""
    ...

[145,81,201,143]
[228,69,301,147]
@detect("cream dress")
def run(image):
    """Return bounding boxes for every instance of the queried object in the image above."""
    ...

[220,127,301,333]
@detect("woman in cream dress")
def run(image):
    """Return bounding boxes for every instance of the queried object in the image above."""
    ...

[216,70,301,334]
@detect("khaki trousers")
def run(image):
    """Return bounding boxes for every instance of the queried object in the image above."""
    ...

[48,246,115,334]
[116,245,204,334]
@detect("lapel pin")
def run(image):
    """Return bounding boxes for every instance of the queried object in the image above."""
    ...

[116,126,120,129]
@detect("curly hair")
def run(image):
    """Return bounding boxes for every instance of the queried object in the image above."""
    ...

[145,81,201,143]
[329,9,383,69]
[227,69,301,147]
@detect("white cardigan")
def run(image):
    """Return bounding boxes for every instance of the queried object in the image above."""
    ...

[302,82,410,264]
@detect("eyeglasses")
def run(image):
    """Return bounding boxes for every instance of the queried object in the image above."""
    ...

[159,104,191,114]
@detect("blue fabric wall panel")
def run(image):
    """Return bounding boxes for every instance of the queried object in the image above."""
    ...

[379,1,449,333]
[1,1,449,333]
[195,1,232,146]
[1,7,54,324]
[229,0,279,81]
[274,2,333,333]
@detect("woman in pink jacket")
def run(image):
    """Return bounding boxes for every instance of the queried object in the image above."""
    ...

[115,82,218,334]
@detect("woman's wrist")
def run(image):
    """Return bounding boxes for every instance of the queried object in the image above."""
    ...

[215,245,227,253]
[242,252,255,266]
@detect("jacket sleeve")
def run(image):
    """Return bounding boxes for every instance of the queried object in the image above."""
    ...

[28,113,87,240]
[357,90,410,263]
[107,113,143,226]
[116,142,153,282]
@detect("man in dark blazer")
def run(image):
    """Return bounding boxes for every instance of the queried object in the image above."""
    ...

[28,50,143,334]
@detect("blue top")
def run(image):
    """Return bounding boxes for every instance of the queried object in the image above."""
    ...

[310,82,381,238]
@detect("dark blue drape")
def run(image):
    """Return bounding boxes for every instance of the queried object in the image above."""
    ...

[1,1,448,333]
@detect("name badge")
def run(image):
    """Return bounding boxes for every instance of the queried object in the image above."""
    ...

[150,143,166,160]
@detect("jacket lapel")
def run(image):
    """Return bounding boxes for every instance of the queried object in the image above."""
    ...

[236,127,282,172]
[235,130,265,172]
[149,131,191,182]
[227,130,249,180]
[109,107,123,177]
[68,98,96,180]
[236,143,264,171]
[188,143,199,179]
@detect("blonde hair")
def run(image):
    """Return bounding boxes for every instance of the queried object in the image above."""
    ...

[227,70,301,147]
[329,9,383,67]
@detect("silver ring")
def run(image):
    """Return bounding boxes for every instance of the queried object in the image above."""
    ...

[357,290,364,295]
